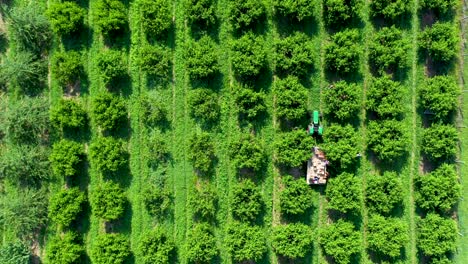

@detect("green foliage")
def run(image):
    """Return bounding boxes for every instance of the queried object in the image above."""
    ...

[139,0,172,38]
[186,35,218,80]
[322,124,358,171]
[185,0,216,26]
[323,0,362,27]
[274,129,314,168]
[50,99,86,130]
[188,132,215,174]
[367,75,406,118]
[229,134,264,172]
[90,181,126,221]
[89,137,127,174]
[139,44,171,79]
[369,26,410,73]
[51,51,83,87]
[189,183,218,220]
[96,49,127,85]
[49,139,84,177]
[272,223,314,259]
[228,0,265,31]
[420,0,457,14]
[279,176,314,215]
[147,131,170,165]
[138,228,175,264]
[323,81,361,121]
[419,22,458,62]
[143,184,172,218]
[231,32,266,77]
[370,0,411,20]
[417,213,457,257]
[415,164,461,212]
[325,29,361,74]
[94,0,127,37]
[225,222,267,262]
[0,241,30,264]
[326,172,362,214]
[365,172,404,215]
[274,0,315,21]
[188,88,219,124]
[319,220,361,264]
[421,124,458,161]
[274,76,308,123]
[141,96,168,127]
[91,233,130,264]
[234,85,266,121]
[419,75,460,120]
[46,2,84,35]
[232,179,263,222]
[46,232,84,264]
[274,32,314,77]
[186,223,218,263]
[367,215,409,258]
[91,92,127,132]
[48,188,86,228]
[367,120,408,161]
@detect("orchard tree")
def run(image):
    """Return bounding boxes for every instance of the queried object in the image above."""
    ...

[367,75,406,118]
[225,222,267,262]
[139,45,171,79]
[417,213,457,257]
[46,2,84,35]
[323,0,362,27]
[51,51,82,87]
[186,223,218,263]
[138,228,175,264]
[274,0,315,21]
[94,0,127,37]
[326,172,362,214]
[419,22,458,63]
[50,99,86,130]
[188,132,215,174]
[190,184,218,220]
[186,35,219,80]
[46,232,84,264]
[91,233,130,264]
[234,85,266,122]
[367,215,409,258]
[274,129,314,168]
[274,31,314,77]
[89,137,127,174]
[49,139,84,177]
[90,181,126,221]
[140,95,168,127]
[142,184,172,219]
[232,179,263,222]
[139,0,172,38]
[0,241,30,264]
[48,188,86,228]
[322,124,358,171]
[147,131,170,166]
[370,0,411,20]
[91,92,127,132]
[325,29,361,75]
[274,76,308,123]
[279,175,314,215]
[185,0,216,26]
[323,81,361,121]
[188,88,219,125]
[419,75,460,120]
[420,0,457,15]
[320,220,361,264]
[272,223,314,259]
[229,134,265,172]
[369,26,410,74]
[228,0,265,31]
[365,171,404,215]
[367,120,408,161]
[421,124,458,161]
[96,49,127,85]
[415,163,461,213]
[231,32,266,78]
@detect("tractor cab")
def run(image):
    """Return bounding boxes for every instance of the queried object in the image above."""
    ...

[308,110,323,136]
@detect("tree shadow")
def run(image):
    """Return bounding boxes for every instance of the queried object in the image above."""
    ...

[368,247,407,264]
[62,24,93,51]
[232,14,268,38]
[275,14,319,37]
[190,71,224,93]
[190,20,220,42]
[103,153,132,189]
[107,74,132,98]
[370,12,413,31]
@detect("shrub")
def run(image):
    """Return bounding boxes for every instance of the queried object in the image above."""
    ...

[147,131,170,165]
[185,0,216,26]
[369,26,410,73]
[232,179,263,222]
[326,172,361,214]
[49,139,84,177]
[139,44,171,79]
[189,183,218,220]
[89,137,127,174]
[320,220,361,264]
[188,88,219,124]
[417,213,457,257]
[225,222,266,262]
[186,35,218,80]
[186,223,217,263]
[419,22,458,63]
[142,184,172,218]
[46,232,84,264]
[51,51,82,87]
[323,0,362,27]
[367,215,409,258]
[234,85,266,122]
[365,171,403,215]
[325,29,361,74]
[91,233,130,264]
[420,0,457,14]
[140,96,168,127]
[367,75,406,118]
[188,132,215,174]
[272,223,314,259]
[91,92,127,132]
[138,228,175,264]
[0,241,30,264]
[90,181,126,221]
[229,134,264,172]
[94,0,127,37]
[421,124,458,161]
[274,0,315,21]
[46,2,84,35]
[321,124,358,171]
[231,32,266,78]
[274,76,308,123]
[419,75,460,120]
[228,0,265,31]
[274,32,314,77]
[323,81,361,121]
[48,188,86,228]
[96,49,127,85]
[139,0,172,38]
[367,120,408,161]
[274,129,314,168]
[370,0,411,20]
[415,164,461,213]
[279,175,314,215]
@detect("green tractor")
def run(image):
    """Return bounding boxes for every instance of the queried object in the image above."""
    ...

[308,110,323,136]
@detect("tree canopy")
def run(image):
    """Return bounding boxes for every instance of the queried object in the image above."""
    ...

[96,49,127,86]
[326,172,362,214]
[231,179,263,222]
[421,124,458,161]
[48,187,86,228]
[322,124,358,171]
[46,2,84,35]
[91,233,130,264]
[185,0,216,26]
[228,0,265,31]
[50,98,87,130]
[89,137,127,174]
[186,223,218,263]
[186,35,219,80]
[366,75,406,118]
[323,81,361,121]
[369,26,410,74]
[138,228,175,264]
[189,183,218,220]
[0,241,30,264]
[367,120,408,161]
[272,223,314,259]
[139,0,172,38]
[188,132,215,174]
[419,22,458,63]
[231,32,266,78]
[91,92,127,132]
[94,0,127,37]
[419,75,460,120]
[46,232,84,264]
[274,129,314,168]
[323,0,362,28]
[274,76,308,123]
[188,88,220,125]
[417,213,457,257]
[139,45,171,79]
[90,181,126,221]
[279,175,314,215]
[225,222,267,262]
[234,85,266,122]
[370,0,411,20]
[420,0,457,14]
[320,220,361,264]
[274,0,315,21]
[229,134,265,172]
[49,139,84,177]
[51,51,83,87]
[325,29,361,74]
[367,215,409,258]
[142,183,172,219]
[274,32,314,78]
[365,171,404,215]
